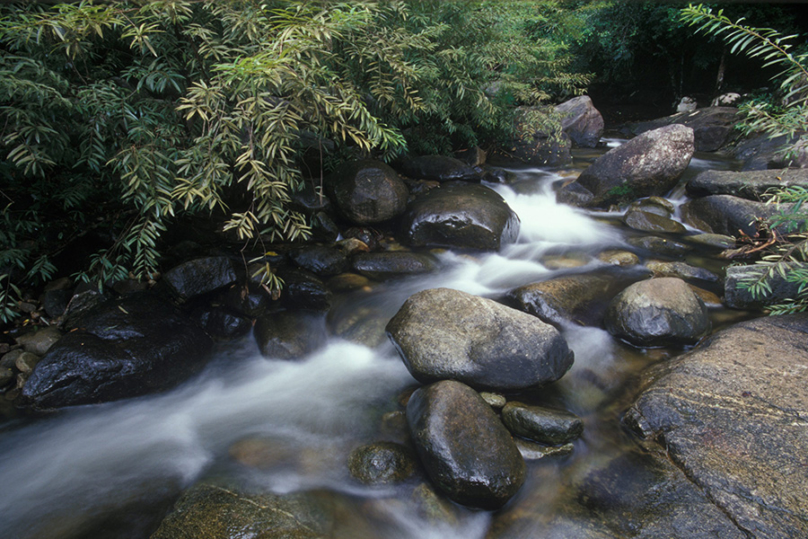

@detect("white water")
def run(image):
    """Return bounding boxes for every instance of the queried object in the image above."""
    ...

[0,161,718,538]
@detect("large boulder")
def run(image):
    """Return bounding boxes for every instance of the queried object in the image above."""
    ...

[326,159,409,224]
[734,133,808,171]
[624,314,808,539]
[687,168,808,200]
[162,256,238,301]
[398,183,520,251]
[680,195,792,237]
[558,125,694,208]
[555,95,604,148]
[386,288,573,391]
[605,277,711,347]
[625,106,741,152]
[394,155,482,183]
[21,292,213,409]
[151,480,334,539]
[406,380,526,509]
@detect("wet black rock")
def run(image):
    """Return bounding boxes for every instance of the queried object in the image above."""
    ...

[625,314,808,538]
[399,183,520,252]
[686,168,808,200]
[21,292,213,409]
[387,288,574,391]
[254,310,327,360]
[501,402,583,445]
[681,194,793,237]
[351,252,440,281]
[162,256,238,301]
[394,155,483,183]
[193,307,252,342]
[347,441,417,485]
[605,277,711,347]
[723,263,804,310]
[558,124,694,208]
[290,245,349,277]
[406,380,526,509]
[326,159,409,224]
[277,268,332,311]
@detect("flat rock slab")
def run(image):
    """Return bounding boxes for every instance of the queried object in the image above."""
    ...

[687,168,808,200]
[625,314,808,539]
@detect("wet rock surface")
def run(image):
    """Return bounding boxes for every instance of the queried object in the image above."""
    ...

[501,402,583,445]
[347,441,417,485]
[162,257,238,301]
[625,314,808,539]
[686,168,808,200]
[625,106,740,152]
[254,310,328,360]
[681,195,791,237]
[351,252,440,281]
[406,380,526,509]
[605,277,711,347]
[22,292,213,409]
[326,159,409,224]
[555,95,604,148]
[723,263,804,310]
[399,183,520,251]
[394,155,483,183]
[387,288,574,391]
[558,124,694,208]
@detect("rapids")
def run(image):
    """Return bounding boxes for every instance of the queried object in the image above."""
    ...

[0,146,742,539]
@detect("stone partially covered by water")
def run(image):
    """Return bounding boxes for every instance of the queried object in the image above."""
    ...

[605,277,711,347]
[625,314,808,538]
[387,288,573,391]
[406,380,526,509]
[398,183,520,252]
[347,441,417,485]
[21,292,213,409]
[501,402,583,445]
[558,124,694,208]
[254,310,328,360]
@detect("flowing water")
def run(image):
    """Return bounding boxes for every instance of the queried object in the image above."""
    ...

[0,145,748,538]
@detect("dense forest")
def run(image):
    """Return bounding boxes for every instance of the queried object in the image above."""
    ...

[2,0,807,325]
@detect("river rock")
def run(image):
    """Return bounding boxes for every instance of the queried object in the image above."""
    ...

[625,106,740,152]
[623,208,687,234]
[501,402,583,445]
[21,292,213,409]
[723,263,804,310]
[15,326,61,356]
[558,124,694,208]
[687,168,808,200]
[394,155,482,183]
[162,256,238,301]
[624,314,808,538]
[628,196,676,217]
[514,439,574,461]
[406,380,526,509]
[151,480,333,539]
[326,159,409,224]
[508,269,650,327]
[193,307,252,341]
[347,441,417,485]
[387,288,574,391]
[627,236,692,257]
[328,306,388,348]
[276,268,332,311]
[290,245,349,277]
[680,195,790,237]
[555,95,604,148]
[605,277,711,347]
[734,133,808,171]
[254,310,327,360]
[399,183,520,251]
[645,260,719,282]
[597,250,640,266]
[351,252,440,281]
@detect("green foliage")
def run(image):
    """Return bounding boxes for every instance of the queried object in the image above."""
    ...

[0,0,591,325]
[681,4,808,314]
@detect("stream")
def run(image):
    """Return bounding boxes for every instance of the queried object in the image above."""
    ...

[0,143,751,538]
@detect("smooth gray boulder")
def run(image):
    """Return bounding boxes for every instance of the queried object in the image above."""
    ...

[605,277,711,346]
[326,159,409,224]
[351,251,440,281]
[555,95,604,148]
[625,106,740,152]
[399,183,520,251]
[687,168,808,200]
[387,288,573,391]
[680,195,792,237]
[406,380,526,509]
[625,314,808,539]
[558,124,694,208]
[21,293,213,409]
[501,402,583,445]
